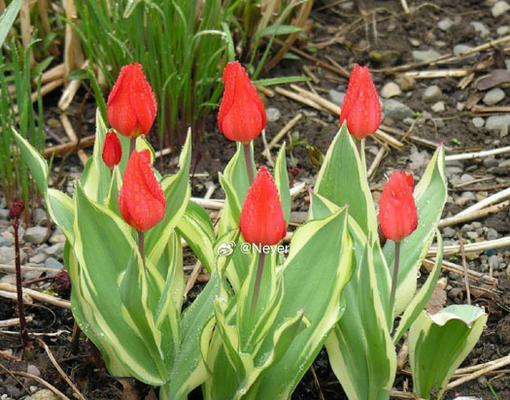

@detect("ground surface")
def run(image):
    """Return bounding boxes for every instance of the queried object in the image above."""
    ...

[2,0,510,399]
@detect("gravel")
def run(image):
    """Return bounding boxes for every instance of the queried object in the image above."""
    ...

[492,1,510,17]
[423,85,443,103]
[380,82,401,98]
[472,117,485,128]
[328,89,345,105]
[23,226,47,245]
[266,107,281,122]
[431,101,446,112]
[412,49,441,62]
[437,18,454,31]
[382,99,414,121]
[485,114,510,130]
[470,21,490,38]
[483,88,505,106]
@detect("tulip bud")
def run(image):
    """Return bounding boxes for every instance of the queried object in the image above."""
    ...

[339,64,382,139]
[118,150,165,232]
[240,167,286,246]
[218,61,266,143]
[102,130,122,169]
[9,199,24,219]
[378,171,418,242]
[107,63,157,138]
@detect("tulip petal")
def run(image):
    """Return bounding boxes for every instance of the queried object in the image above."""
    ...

[240,167,286,246]
[118,150,166,232]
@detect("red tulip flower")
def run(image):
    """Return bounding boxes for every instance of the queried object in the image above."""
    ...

[339,64,382,139]
[378,171,418,242]
[218,61,266,143]
[240,167,286,246]
[118,150,165,232]
[107,63,157,138]
[102,130,122,169]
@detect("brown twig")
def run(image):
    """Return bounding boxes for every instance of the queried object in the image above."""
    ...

[438,200,510,228]
[0,282,71,309]
[44,134,95,159]
[458,234,472,305]
[11,201,31,351]
[1,370,70,400]
[447,355,510,390]
[38,338,87,400]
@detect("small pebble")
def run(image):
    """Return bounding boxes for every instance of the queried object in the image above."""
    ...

[45,243,65,259]
[423,85,443,103]
[442,227,456,238]
[486,114,510,130]
[492,1,510,17]
[470,21,490,38]
[395,75,416,91]
[431,101,445,112]
[45,257,64,271]
[487,228,499,241]
[266,107,281,122]
[380,82,401,98]
[33,208,49,226]
[437,18,453,31]
[49,229,66,244]
[498,25,510,35]
[382,99,414,121]
[483,88,505,106]
[0,209,9,220]
[453,44,473,56]
[412,49,441,62]
[30,253,47,264]
[23,226,47,245]
[328,89,345,105]
[472,117,485,128]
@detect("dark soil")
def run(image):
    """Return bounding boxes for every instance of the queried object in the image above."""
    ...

[2,0,510,399]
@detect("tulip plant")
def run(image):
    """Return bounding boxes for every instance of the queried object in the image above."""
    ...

[13,61,487,400]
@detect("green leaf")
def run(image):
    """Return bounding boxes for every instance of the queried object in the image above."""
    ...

[315,125,378,239]
[162,274,220,400]
[46,189,74,240]
[218,142,251,236]
[11,127,48,195]
[72,184,168,385]
[409,305,487,399]
[255,24,302,39]
[177,201,216,272]
[385,146,447,314]
[145,132,191,263]
[0,0,21,47]
[253,75,310,87]
[393,230,443,343]
[325,220,396,400]
[274,144,291,224]
[80,112,115,203]
[250,208,353,399]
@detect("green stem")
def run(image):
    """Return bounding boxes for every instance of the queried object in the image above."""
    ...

[389,241,401,313]
[138,231,146,271]
[251,251,266,314]
[244,141,255,184]
[13,216,30,350]
[129,138,136,155]
[359,138,366,171]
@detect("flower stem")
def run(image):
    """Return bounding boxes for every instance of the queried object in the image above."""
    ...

[129,138,136,155]
[13,216,30,349]
[389,241,401,313]
[359,138,367,171]
[138,231,146,271]
[244,142,255,184]
[251,252,266,314]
